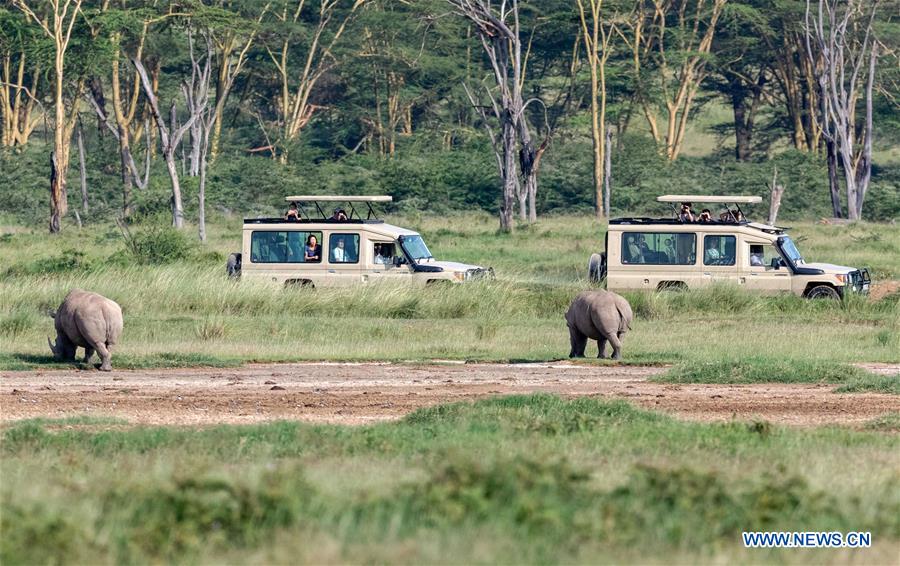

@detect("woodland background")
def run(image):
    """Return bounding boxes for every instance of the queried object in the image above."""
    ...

[1,0,898,235]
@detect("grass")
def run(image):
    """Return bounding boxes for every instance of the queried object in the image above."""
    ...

[656,358,899,394]
[0,215,898,371]
[2,395,898,564]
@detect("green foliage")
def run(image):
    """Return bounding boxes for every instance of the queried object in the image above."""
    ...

[657,358,876,385]
[122,224,193,265]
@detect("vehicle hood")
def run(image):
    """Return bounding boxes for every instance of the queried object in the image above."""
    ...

[418,259,485,272]
[800,262,856,274]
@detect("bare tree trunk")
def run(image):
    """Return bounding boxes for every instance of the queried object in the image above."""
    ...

[133,57,196,229]
[604,126,612,218]
[768,167,785,225]
[77,122,88,214]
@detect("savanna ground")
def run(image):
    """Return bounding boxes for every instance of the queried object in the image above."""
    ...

[2,214,899,563]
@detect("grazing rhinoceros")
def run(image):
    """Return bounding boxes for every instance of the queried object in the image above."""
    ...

[565,290,633,360]
[49,289,123,371]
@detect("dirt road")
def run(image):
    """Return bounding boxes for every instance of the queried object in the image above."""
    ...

[2,362,898,427]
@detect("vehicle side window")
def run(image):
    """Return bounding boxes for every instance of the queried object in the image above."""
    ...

[250,231,321,263]
[704,235,736,266]
[373,242,397,265]
[748,244,780,268]
[620,232,695,265]
[329,233,360,263]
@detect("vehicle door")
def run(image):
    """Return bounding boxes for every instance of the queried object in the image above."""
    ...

[365,240,412,283]
[740,242,792,293]
[325,232,362,285]
[701,234,739,286]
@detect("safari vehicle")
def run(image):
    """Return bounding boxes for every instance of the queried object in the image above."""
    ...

[588,195,870,299]
[226,195,493,287]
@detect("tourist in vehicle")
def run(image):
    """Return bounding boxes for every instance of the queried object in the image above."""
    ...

[749,245,765,266]
[374,243,391,264]
[304,235,321,262]
[679,202,695,223]
[664,238,677,263]
[625,235,643,263]
[284,202,300,221]
[698,209,713,223]
[331,208,348,222]
[332,238,347,262]
[705,238,721,263]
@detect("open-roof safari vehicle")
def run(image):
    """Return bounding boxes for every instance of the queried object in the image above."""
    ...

[227,195,493,287]
[588,195,871,299]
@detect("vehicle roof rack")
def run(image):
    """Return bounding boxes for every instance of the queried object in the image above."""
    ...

[284,195,393,203]
[283,195,392,221]
[656,194,762,204]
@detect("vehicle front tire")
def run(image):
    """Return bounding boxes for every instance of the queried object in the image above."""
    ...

[805,285,840,300]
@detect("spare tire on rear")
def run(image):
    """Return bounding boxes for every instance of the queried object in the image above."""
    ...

[226,253,242,278]
[588,252,606,283]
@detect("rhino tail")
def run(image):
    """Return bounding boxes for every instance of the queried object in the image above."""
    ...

[615,301,633,332]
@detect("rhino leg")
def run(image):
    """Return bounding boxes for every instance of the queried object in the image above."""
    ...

[83,346,95,364]
[608,332,624,360]
[94,342,113,372]
[597,337,608,359]
[568,326,587,358]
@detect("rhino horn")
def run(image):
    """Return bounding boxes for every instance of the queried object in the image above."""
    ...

[47,336,58,355]
[48,309,56,319]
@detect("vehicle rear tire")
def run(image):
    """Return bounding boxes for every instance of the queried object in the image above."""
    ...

[588,253,607,283]
[806,285,840,300]
[285,279,314,289]
[657,281,687,292]
[226,253,242,278]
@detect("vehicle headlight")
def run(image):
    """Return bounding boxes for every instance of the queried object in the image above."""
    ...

[454,271,466,281]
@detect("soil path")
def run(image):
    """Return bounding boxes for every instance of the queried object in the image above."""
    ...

[2,363,898,427]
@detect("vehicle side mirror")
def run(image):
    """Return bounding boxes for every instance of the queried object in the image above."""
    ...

[771,257,782,269]
[393,256,405,267]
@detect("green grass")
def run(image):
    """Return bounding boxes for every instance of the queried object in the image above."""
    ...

[655,358,899,394]
[2,395,898,564]
[1,215,898,371]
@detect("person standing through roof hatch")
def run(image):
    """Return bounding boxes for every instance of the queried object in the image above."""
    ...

[331,208,348,221]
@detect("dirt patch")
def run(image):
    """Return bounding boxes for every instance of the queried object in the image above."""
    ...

[870,280,900,301]
[2,362,898,427]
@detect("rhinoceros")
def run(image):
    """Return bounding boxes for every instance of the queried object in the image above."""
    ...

[564,290,633,360]
[49,289,123,371]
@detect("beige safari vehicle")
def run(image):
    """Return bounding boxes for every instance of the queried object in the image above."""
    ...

[226,195,492,287]
[588,195,870,299]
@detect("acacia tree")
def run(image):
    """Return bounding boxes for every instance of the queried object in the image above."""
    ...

[576,0,618,217]
[450,0,550,229]
[14,0,85,233]
[87,9,152,217]
[805,0,879,220]
[181,28,215,242]
[622,0,727,161]
[0,7,42,148]
[264,0,364,159]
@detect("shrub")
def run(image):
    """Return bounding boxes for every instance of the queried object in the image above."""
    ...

[123,225,192,265]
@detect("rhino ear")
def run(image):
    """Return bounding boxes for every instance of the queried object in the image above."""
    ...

[47,309,56,319]
[47,336,58,355]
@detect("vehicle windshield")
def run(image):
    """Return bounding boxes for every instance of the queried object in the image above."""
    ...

[780,236,804,264]
[401,235,433,261]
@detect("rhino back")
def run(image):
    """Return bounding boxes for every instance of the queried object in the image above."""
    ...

[58,290,122,347]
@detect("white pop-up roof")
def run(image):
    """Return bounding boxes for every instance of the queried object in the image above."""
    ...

[285,195,393,202]
[656,195,762,204]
